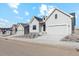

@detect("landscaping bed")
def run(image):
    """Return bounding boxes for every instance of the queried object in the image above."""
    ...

[61,34,79,42]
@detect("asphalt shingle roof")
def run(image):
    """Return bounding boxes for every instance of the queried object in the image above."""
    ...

[18,23,29,27]
[34,16,42,22]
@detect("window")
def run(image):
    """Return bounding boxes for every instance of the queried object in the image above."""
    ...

[55,14,57,19]
[33,25,36,30]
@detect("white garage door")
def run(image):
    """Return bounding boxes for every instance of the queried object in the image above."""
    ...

[46,25,69,36]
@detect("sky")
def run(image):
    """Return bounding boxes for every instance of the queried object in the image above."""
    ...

[0,3,79,28]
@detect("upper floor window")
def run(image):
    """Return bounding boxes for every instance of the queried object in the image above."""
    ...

[33,25,36,30]
[55,14,57,19]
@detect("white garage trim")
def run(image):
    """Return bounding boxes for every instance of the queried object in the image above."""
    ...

[47,24,67,27]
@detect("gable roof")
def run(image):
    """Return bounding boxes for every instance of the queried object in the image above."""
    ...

[17,23,29,28]
[45,8,74,22]
[12,24,17,28]
[34,16,42,22]
[30,16,42,23]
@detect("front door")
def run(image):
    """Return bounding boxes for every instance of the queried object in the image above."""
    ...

[43,24,46,31]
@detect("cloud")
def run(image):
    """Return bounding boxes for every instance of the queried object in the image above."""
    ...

[0,18,9,23]
[0,18,11,28]
[13,9,18,14]
[8,3,20,9]
[38,4,55,17]
[8,3,20,14]
[39,4,48,16]
[25,11,29,16]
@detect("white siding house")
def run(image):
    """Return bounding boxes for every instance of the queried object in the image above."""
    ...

[29,16,43,33]
[29,8,75,40]
[45,8,74,38]
[17,24,24,35]
[16,23,29,35]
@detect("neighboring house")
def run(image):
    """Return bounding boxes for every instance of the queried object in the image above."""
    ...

[1,28,11,35]
[16,23,29,35]
[0,28,2,35]
[11,24,17,35]
[69,13,76,33]
[29,8,76,39]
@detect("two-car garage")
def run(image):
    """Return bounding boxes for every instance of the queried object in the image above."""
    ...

[46,24,71,40]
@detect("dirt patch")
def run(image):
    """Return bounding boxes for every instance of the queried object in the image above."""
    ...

[61,34,79,42]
